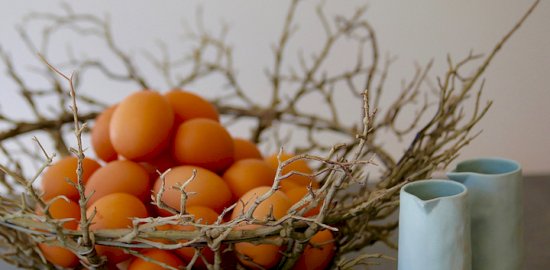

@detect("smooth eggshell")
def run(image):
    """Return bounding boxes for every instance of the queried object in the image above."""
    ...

[110,91,174,161]
[152,166,232,213]
[172,119,234,173]
[91,105,118,162]
[41,156,101,201]
[165,89,219,123]
[84,160,150,206]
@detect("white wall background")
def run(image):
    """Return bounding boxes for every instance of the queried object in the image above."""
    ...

[0,0,549,175]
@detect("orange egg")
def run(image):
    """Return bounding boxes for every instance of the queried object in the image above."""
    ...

[41,156,101,201]
[139,149,179,184]
[94,246,131,267]
[222,159,275,199]
[231,186,291,269]
[152,204,175,217]
[87,193,149,230]
[91,105,118,162]
[231,186,291,221]
[38,245,80,268]
[37,198,81,268]
[173,206,219,268]
[293,230,336,270]
[172,119,234,173]
[285,186,322,217]
[235,241,282,269]
[86,193,149,264]
[165,90,219,123]
[128,249,185,270]
[233,138,262,161]
[84,160,150,206]
[38,198,81,230]
[280,181,302,191]
[264,152,319,192]
[110,91,174,161]
[152,166,232,213]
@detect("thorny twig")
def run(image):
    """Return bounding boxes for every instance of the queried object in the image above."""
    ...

[39,55,105,268]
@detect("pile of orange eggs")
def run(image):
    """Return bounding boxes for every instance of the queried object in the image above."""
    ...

[37,90,334,269]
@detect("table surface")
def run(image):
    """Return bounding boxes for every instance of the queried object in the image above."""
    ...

[0,176,548,269]
[368,175,550,270]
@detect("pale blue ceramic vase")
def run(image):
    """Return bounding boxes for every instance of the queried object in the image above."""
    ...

[398,179,471,270]
[447,157,523,270]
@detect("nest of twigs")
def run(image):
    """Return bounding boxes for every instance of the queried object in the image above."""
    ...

[0,1,539,269]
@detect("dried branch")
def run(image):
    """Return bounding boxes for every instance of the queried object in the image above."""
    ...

[39,56,105,268]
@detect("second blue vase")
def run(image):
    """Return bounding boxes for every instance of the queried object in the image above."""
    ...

[447,157,523,270]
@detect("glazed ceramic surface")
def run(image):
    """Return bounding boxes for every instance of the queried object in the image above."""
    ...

[398,179,471,270]
[447,157,523,270]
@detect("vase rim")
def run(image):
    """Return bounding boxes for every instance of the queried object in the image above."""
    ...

[401,179,467,203]
[450,157,521,177]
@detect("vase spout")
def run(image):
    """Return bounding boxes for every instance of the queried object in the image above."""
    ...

[401,180,467,214]
[411,196,441,214]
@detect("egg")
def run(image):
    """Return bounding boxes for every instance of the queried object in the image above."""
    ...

[86,193,149,265]
[152,166,232,213]
[231,186,291,269]
[292,230,336,270]
[41,156,101,201]
[285,185,322,217]
[165,89,219,123]
[222,159,276,199]
[109,91,174,161]
[91,105,118,162]
[233,138,262,161]
[172,119,234,173]
[173,206,219,268]
[128,249,185,270]
[264,152,319,192]
[84,160,150,206]
[37,198,81,268]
